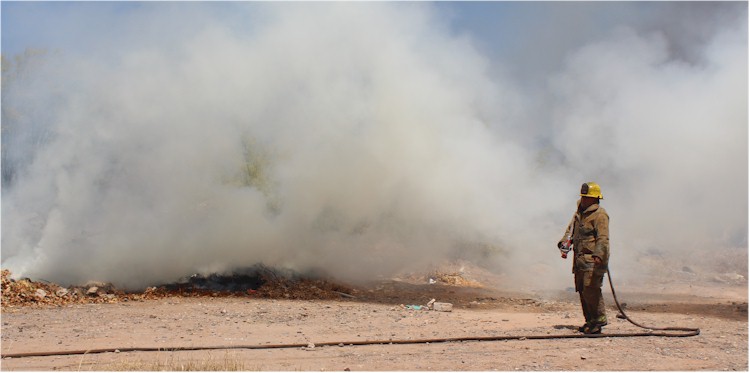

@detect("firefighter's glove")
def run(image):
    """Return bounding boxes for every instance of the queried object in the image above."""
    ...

[593,256,603,266]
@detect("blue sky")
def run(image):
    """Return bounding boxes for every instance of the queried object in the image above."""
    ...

[3,2,637,58]
[2,2,260,56]
[4,2,743,86]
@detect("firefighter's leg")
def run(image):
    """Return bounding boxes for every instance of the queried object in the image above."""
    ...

[591,271,608,325]
[575,271,592,330]
[582,272,607,333]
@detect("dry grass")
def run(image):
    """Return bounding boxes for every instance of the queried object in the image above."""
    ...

[102,351,251,371]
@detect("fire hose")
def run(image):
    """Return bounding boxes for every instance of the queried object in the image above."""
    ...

[1,269,699,359]
[605,268,699,336]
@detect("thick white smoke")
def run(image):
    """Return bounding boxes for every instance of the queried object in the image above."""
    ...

[2,3,746,289]
[549,23,748,282]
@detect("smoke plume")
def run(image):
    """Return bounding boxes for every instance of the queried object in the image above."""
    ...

[2,2,746,289]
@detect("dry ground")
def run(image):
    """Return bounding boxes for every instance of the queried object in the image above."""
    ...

[1,273,747,371]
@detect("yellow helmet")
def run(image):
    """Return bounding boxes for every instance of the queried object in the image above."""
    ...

[580,182,603,199]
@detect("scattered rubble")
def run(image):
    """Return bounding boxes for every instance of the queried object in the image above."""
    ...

[432,272,482,287]
[432,302,453,312]
[2,269,147,308]
[395,261,488,288]
[1,267,357,309]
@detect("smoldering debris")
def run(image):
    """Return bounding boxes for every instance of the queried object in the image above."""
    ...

[1,265,357,308]
[160,264,355,299]
[1,261,499,308]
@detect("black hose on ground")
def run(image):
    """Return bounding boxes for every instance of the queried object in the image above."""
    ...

[1,270,700,359]
[0,330,699,359]
[606,269,700,336]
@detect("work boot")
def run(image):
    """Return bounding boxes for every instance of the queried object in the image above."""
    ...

[577,322,590,333]
[583,324,602,334]
[584,320,608,334]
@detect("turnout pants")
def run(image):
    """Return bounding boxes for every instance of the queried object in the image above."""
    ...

[574,269,607,325]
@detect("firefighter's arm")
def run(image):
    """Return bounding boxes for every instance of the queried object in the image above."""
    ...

[591,213,610,265]
[557,214,576,249]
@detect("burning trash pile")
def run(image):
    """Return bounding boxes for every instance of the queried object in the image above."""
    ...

[1,265,356,309]
[160,265,356,300]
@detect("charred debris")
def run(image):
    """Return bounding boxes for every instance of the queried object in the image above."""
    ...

[1,264,356,308]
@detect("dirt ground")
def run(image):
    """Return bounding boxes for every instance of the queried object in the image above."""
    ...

[1,269,747,371]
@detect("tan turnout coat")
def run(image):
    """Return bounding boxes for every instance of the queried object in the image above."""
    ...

[559,201,610,274]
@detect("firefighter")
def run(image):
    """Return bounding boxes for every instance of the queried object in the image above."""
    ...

[558,182,610,334]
